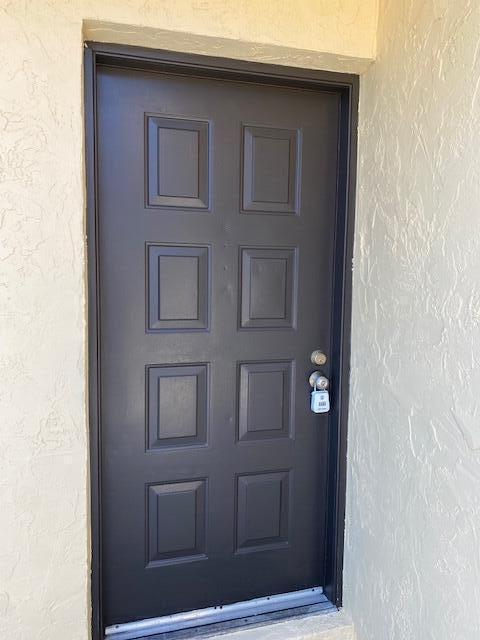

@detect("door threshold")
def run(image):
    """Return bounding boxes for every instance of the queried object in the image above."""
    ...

[105,587,331,640]
[126,602,337,640]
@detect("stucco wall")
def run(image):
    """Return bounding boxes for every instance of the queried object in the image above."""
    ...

[345,1,480,638]
[0,2,376,639]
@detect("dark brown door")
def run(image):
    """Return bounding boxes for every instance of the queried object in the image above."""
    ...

[96,64,340,627]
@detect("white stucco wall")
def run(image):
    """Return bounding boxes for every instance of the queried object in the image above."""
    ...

[345,1,480,639]
[0,3,376,640]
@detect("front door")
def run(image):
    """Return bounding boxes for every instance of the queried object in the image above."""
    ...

[95,61,342,628]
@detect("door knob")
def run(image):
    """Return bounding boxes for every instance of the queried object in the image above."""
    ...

[308,371,329,390]
[310,350,327,366]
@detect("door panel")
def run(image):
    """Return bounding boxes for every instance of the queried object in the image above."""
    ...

[96,65,339,626]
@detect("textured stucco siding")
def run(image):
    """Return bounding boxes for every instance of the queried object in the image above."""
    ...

[0,2,375,639]
[345,1,480,639]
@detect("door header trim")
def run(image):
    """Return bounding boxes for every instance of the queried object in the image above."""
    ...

[86,40,359,93]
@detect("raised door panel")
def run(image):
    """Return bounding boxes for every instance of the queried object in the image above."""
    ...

[239,247,297,329]
[238,361,293,441]
[236,471,291,554]
[146,364,209,450]
[147,244,210,332]
[242,125,299,215]
[146,116,210,209]
[147,479,207,567]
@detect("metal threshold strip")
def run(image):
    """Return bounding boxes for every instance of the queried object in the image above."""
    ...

[105,586,327,640]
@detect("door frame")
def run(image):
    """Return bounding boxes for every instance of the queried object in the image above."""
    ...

[84,41,358,640]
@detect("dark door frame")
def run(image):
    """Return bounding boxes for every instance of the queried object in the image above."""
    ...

[84,41,358,640]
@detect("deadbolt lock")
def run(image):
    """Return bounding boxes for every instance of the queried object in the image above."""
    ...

[310,350,327,366]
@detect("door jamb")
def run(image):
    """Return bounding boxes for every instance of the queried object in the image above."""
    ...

[84,41,358,640]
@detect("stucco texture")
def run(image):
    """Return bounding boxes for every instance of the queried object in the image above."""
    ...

[0,2,376,640]
[345,1,480,639]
